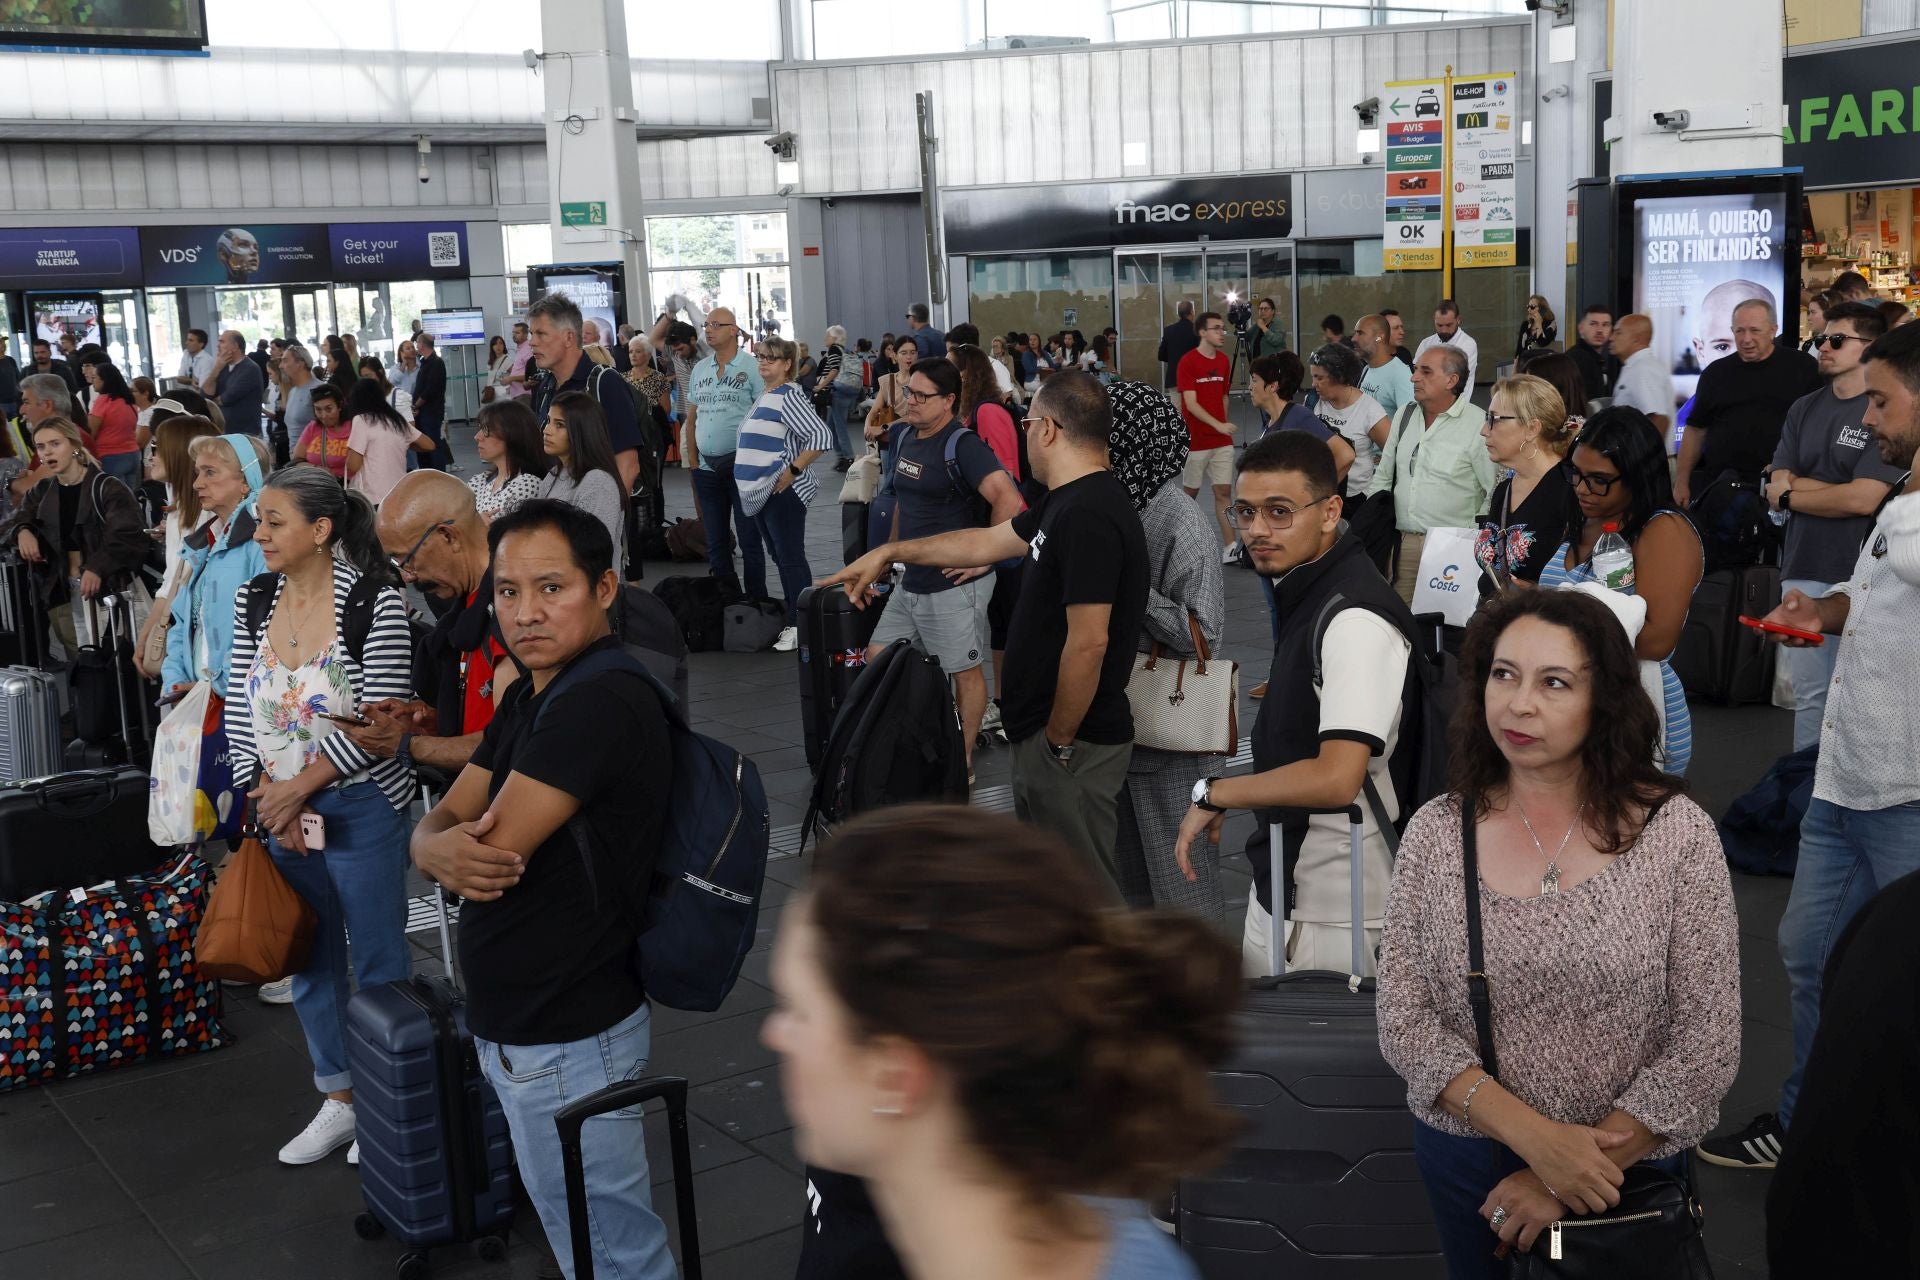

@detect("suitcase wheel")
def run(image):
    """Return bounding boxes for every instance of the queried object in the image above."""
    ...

[477,1235,508,1263]
[353,1212,385,1241]
[396,1252,429,1280]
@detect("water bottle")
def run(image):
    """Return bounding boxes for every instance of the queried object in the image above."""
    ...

[1592,522,1635,591]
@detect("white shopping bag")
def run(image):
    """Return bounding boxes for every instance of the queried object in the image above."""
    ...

[1409,526,1481,629]
[148,681,215,845]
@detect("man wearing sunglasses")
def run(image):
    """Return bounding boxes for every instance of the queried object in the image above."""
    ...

[1755,300,1905,753]
[1608,314,1675,436]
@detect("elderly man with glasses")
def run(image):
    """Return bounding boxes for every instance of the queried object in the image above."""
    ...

[1366,344,1496,605]
[683,307,768,596]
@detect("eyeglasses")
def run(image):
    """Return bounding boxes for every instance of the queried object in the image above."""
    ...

[1020,414,1050,432]
[1227,495,1330,530]
[1487,413,1522,425]
[1812,332,1869,350]
[392,519,454,578]
[904,388,940,403]
[703,321,735,332]
[1559,460,1621,495]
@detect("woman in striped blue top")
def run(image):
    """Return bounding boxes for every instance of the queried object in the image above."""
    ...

[736,335,836,652]
[1536,408,1702,775]
[224,463,419,1168]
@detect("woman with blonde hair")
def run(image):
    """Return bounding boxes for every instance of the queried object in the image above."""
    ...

[1476,374,1579,587]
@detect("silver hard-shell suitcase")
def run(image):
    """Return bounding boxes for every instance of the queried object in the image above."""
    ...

[0,665,64,783]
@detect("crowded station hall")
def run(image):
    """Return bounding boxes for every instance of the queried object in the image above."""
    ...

[0,2,1912,1278]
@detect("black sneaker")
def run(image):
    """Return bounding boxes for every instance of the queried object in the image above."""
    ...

[1698,1112,1784,1169]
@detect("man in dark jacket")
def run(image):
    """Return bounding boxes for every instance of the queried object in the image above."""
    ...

[412,332,450,471]
[1173,430,1419,978]
[1566,303,1621,406]
[205,330,265,436]
[1157,300,1198,394]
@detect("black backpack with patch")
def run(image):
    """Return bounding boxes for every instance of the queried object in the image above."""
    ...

[802,639,969,847]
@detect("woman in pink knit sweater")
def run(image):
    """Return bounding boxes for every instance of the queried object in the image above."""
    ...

[1377,587,1740,1277]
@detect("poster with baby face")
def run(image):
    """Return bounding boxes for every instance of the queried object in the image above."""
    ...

[1631,190,1791,410]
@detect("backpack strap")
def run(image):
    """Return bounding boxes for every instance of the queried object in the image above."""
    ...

[243,569,379,665]
[1310,591,1402,855]
[242,571,278,637]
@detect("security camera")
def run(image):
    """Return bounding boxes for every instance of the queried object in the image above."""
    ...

[1652,110,1691,131]
[1524,0,1569,14]
[416,136,432,156]
[418,160,431,185]
[765,131,796,161]
[522,48,540,70]
[1353,96,1380,127]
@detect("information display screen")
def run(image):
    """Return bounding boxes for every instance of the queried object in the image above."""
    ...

[418,308,488,348]
[0,1,210,52]
[1618,175,1802,445]
[27,293,105,348]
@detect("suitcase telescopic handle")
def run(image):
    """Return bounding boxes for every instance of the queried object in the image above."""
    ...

[1261,805,1370,988]
[554,1075,701,1280]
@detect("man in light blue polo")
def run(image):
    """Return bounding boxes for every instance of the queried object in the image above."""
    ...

[684,307,768,595]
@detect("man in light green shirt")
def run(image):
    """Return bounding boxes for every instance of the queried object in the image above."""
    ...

[1367,344,1495,603]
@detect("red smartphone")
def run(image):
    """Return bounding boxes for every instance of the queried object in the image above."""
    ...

[1738,615,1825,646]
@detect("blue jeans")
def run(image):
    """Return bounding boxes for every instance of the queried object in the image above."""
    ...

[753,485,811,624]
[1780,577,1840,752]
[265,781,411,1093]
[827,382,860,459]
[1777,796,1920,1127]
[689,454,766,597]
[413,403,449,471]
[475,1002,675,1280]
[1413,1120,1687,1280]
[99,451,141,491]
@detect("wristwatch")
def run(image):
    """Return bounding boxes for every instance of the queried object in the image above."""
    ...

[787,462,803,478]
[1192,777,1226,813]
[395,732,414,771]
[1046,739,1076,763]
[1778,487,1794,513]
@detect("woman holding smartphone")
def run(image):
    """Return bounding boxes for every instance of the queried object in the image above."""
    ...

[226,464,417,1169]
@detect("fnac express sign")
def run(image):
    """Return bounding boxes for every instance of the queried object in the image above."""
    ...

[1113,196,1290,226]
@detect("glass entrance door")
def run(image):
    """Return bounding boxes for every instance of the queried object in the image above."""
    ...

[1113,243,1295,392]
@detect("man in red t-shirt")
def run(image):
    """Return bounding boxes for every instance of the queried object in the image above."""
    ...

[346,472,517,778]
[1178,311,1240,561]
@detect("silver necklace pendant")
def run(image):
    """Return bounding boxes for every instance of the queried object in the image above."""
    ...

[1540,864,1561,896]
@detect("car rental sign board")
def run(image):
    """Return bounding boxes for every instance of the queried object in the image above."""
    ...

[1450,72,1519,269]
[1383,77,1447,270]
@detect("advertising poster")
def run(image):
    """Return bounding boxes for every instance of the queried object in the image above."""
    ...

[1382,77,1446,270]
[1631,190,1791,432]
[141,224,329,287]
[28,293,105,347]
[942,176,1291,254]
[535,270,620,350]
[1450,72,1518,269]
[330,221,469,282]
[0,228,142,292]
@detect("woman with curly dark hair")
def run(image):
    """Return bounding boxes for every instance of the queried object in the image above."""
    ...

[1377,588,1739,1278]
[1536,406,1702,773]
[765,805,1242,1279]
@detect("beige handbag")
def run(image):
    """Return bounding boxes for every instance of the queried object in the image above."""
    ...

[1125,613,1239,755]
[840,445,882,504]
[136,559,185,679]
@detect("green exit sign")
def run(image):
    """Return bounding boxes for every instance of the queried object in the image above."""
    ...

[561,201,607,227]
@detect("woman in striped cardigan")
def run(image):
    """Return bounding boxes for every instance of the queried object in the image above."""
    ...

[225,463,419,1168]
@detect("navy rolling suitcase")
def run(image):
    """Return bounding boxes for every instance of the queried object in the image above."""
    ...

[1177,808,1441,1278]
[346,969,516,1277]
[796,582,887,771]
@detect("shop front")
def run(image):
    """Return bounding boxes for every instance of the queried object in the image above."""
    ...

[1786,33,1920,328]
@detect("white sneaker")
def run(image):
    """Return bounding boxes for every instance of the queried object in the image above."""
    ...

[980,701,1003,734]
[258,977,294,1005]
[347,1140,359,1167]
[279,1099,356,1166]
[772,625,798,653]
[1222,543,1243,564]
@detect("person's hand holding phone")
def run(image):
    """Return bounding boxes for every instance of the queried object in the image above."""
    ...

[1755,590,1826,647]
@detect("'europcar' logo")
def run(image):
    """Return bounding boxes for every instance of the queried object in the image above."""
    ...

[1427,564,1463,592]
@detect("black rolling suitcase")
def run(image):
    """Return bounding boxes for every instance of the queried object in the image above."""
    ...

[0,553,46,670]
[346,963,516,1279]
[1670,564,1780,705]
[557,1075,703,1280]
[0,765,164,903]
[1177,805,1441,1278]
[796,582,887,771]
[67,593,152,768]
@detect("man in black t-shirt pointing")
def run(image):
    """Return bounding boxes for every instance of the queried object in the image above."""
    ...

[411,500,676,1280]
[824,370,1149,894]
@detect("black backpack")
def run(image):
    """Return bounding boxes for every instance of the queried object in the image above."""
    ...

[1310,594,1457,846]
[242,571,431,666]
[802,639,969,846]
[1688,471,1773,574]
[649,575,731,653]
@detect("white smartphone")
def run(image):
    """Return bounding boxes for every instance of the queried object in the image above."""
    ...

[299,811,327,850]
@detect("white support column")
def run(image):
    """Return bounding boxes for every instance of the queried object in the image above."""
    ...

[1528,1,1608,320]
[1611,0,1782,177]
[538,0,651,325]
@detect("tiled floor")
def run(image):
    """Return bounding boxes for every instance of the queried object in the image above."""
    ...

[0,447,1794,1278]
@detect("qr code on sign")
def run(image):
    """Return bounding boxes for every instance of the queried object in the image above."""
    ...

[428,232,461,268]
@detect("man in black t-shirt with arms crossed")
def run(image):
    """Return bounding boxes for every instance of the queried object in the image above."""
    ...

[411,500,677,1280]
[827,370,1148,893]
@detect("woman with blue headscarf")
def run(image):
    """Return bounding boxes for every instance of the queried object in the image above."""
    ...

[1103,380,1231,931]
[161,433,273,702]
